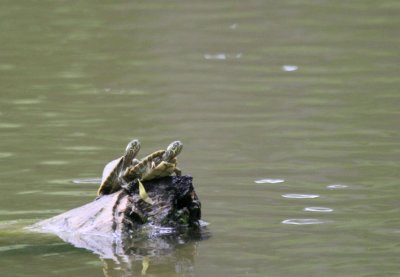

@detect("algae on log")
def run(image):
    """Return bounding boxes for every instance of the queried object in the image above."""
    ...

[29,176,203,258]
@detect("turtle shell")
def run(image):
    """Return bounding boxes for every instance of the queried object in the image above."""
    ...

[97,157,124,196]
[97,139,140,196]
[141,159,178,181]
[118,141,183,187]
[123,150,166,182]
[140,141,182,181]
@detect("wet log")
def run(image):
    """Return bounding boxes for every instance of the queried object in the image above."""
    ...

[29,176,203,258]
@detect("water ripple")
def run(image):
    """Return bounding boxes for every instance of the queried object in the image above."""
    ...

[47,179,73,185]
[63,146,102,151]
[327,184,349,189]
[204,53,242,60]
[255,178,285,184]
[71,178,102,184]
[40,160,70,165]
[0,123,22,128]
[282,219,327,225]
[304,207,334,213]
[0,244,30,252]
[204,53,226,60]
[13,99,42,105]
[0,209,64,215]
[0,152,13,158]
[282,194,320,199]
[43,191,94,196]
[17,190,42,195]
[230,23,238,29]
[102,88,147,95]
[282,65,299,72]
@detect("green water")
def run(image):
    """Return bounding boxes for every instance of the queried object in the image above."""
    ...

[1,1,399,276]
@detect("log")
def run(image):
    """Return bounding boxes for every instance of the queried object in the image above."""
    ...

[29,176,203,259]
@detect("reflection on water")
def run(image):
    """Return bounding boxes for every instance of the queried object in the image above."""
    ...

[54,230,207,277]
[100,242,197,277]
[29,220,209,277]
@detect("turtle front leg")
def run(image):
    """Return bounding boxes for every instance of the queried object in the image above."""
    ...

[120,175,130,191]
[122,166,135,183]
[121,178,138,193]
[174,167,182,176]
[119,169,136,191]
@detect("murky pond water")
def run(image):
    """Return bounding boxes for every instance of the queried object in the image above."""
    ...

[1,1,399,276]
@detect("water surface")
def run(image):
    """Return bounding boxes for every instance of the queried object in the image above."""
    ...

[1,0,400,276]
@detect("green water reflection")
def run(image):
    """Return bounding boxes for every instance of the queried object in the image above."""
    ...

[1,0,399,276]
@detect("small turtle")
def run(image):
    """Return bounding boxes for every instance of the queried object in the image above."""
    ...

[122,140,183,184]
[97,139,141,196]
[142,140,183,181]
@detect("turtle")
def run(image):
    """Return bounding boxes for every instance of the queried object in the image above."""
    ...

[142,140,183,181]
[97,139,141,196]
[122,140,183,185]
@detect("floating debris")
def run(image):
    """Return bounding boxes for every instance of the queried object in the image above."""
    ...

[282,194,320,199]
[282,65,298,72]
[255,179,285,184]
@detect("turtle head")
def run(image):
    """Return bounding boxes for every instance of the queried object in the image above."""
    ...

[125,139,141,158]
[164,140,183,161]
